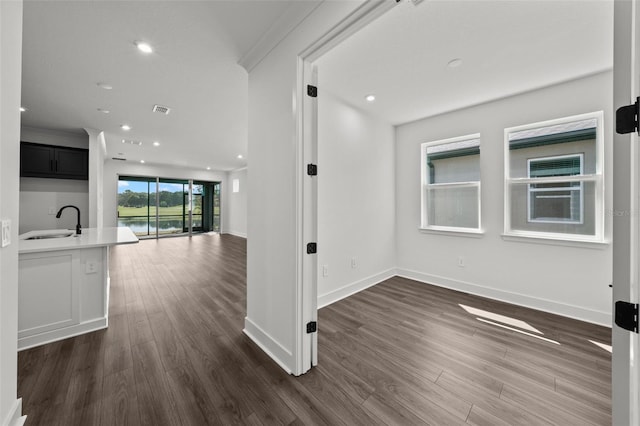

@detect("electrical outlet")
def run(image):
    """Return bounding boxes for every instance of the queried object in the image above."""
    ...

[322,265,329,277]
[48,207,56,215]
[457,256,465,268]
[85,261,97,274]
[351,257,357,269]
[1,219,10,247]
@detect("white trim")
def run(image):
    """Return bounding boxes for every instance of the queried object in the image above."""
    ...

[318,268,396,309]
[238,2,322,72]
[298,0,397,63]
[223,231,247,239]
[243,317,293,374]
[1,399,25,426]
[419,227,485,237]
[501,233,610,249]
[396,268,611,327]
[18,317,107,351]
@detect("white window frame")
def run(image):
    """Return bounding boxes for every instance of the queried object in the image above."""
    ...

[420,133,482,233]
[504,111,604,243]
[527,153,584,225]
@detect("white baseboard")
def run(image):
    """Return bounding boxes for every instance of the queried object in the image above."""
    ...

[223,231,247,239]
[318,268,397,309]
[2,398,25,426]
[243,317,293,374]
[396,268,611,327]
[18,317,108,351]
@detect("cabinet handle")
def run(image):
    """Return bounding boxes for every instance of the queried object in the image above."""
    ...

[50,159,54,171]
[55,160,58,172]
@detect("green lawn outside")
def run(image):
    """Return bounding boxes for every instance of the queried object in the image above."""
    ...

[118,205,219,217]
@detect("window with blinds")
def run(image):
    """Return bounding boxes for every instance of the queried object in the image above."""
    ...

[504,111,604,242]
[527,154,584,224]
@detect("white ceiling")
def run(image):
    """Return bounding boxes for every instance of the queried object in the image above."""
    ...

[20,0,613,172]
[20,0,322,171]
[317,0,613,126]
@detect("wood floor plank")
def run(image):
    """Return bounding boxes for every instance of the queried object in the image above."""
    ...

[17,234,611,425]
[100,369,141,426]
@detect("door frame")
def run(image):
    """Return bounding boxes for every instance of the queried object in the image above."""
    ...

[294,0,398,375]
[612,0,640,423]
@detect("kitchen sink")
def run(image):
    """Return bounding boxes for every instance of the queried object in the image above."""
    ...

[25,231,75,240]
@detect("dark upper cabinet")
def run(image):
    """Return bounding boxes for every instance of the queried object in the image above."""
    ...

[20,142,89,180]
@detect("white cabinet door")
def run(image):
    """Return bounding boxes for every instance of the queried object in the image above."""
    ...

[18,250,80,337]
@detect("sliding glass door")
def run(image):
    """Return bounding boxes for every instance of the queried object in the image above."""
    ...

[118,175,221,238]
[117,177,156,237]
[158,179,188,235]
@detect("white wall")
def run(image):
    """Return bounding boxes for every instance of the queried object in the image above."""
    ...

[0,1,25,424]
[19,178,89,234]
[21,126,88,149]
[102,160,228,230]
[395,71,613,325]
[246,0,363,374]
[19,127,90,234]
[317,91,395,307]
[86,129,106,229]
[225,168,247,238]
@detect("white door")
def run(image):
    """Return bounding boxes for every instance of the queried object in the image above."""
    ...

[612,0,640,424]
[299,59,319,373]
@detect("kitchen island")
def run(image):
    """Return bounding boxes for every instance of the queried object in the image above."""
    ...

[18,227,138,350]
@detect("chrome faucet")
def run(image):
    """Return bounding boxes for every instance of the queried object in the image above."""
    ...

[56,205,81,235]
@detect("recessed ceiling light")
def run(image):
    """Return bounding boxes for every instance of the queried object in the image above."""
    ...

[140,160,145,164]
[121,124,131,131]
[365,94,376,102]
[206,167,211,170]
[117,152,124,156]
[97,82,113,90]
[97,108,110,114]
[135,41,153,54]
[153,141,160,147]
[447,58,463,68]
[237,154,243,159]
[20,107,26,112]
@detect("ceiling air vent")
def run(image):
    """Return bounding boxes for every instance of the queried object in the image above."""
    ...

[153,104,171,115]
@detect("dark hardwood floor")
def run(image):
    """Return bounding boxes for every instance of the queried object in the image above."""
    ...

[18,234,611,425]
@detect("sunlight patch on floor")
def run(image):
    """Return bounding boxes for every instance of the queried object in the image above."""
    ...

[475,318,561,345]
[459,304,543,334]
[589,339,612,353]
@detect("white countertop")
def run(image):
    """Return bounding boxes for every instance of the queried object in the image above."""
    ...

[19,227,139,254]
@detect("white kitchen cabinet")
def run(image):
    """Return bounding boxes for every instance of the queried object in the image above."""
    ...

[18,227,137,350]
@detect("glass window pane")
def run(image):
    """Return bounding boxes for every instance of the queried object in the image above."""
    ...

[510,180,595,235]
[426,185,479,229]
[427,139,480,184]
[117,178,153,237]
[158,179,187,235]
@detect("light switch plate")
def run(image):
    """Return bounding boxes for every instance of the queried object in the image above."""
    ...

[1,219,11,247]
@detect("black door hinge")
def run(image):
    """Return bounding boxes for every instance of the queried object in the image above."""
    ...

[306,242,317,254]
[307,85,318,98]
[306,321,317,333]
[616,97,640,135]
[615,300,639,333]
[307,164,317,176]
